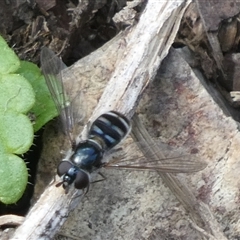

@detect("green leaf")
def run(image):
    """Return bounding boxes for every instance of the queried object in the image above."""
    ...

[0,153,28,204]
[0,73,35,114]
[16,61,58,132]
[16,60,42,81]
[0,37,59,204]
[0,111,34,154]
[0,36,20,74]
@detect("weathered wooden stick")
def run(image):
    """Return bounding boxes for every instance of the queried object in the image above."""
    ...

[0,215,24,226]
[11,1,190,239]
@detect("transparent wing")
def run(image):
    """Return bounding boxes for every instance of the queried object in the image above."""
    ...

[104,140,207,173]
[105,113,207,174]
[40,47,85,142]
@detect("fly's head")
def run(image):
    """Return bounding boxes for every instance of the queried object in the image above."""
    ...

[56,161,90,193]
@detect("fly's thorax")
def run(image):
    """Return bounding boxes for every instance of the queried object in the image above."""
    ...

[71,139,104,171]
[89,111,131,150]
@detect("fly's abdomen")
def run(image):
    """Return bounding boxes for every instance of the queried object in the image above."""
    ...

[89,111,131,150]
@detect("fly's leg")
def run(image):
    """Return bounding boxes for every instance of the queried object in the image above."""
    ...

[91,172,107,184]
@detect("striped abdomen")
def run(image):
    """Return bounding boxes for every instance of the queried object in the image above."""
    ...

[89,111,131,150]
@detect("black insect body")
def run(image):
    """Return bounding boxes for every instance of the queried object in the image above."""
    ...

[40,47,206,193]
[56,111,131,191]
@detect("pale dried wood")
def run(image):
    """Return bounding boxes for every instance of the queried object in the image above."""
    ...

[131,112,226,239]
[0,215,24,226]
[58,48,229,240]
[11,1,190,239]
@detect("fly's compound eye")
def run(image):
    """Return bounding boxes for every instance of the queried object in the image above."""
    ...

[57,161,73,176]
[57,161,89,190]
[74,170,89,189]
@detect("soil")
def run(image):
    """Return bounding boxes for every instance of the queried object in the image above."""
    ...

[0,0,130,65]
